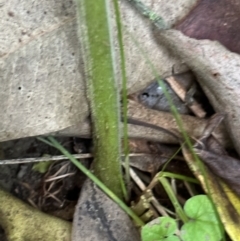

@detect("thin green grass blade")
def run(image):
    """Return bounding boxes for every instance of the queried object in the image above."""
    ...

[159,177,189,223]
[40,136,144,227]
[125,1,225,237]
[159,172,199,184]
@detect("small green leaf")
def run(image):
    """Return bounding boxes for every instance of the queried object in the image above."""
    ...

[32,160,52,174]
[181,195,222,241]
[141,217,180,241]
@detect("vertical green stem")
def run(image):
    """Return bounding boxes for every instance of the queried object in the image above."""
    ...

[76,0,125,199]
[112,0,130,198]
[159,177,189,223]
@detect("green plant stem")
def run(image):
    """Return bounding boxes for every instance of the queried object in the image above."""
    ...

[112,0,129,199]
[76,0,125,199]
[159,177,188,223]
[39,137,144,227]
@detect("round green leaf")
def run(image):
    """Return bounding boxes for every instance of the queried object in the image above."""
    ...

[181,195,222,241]
[141,217,180,241]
